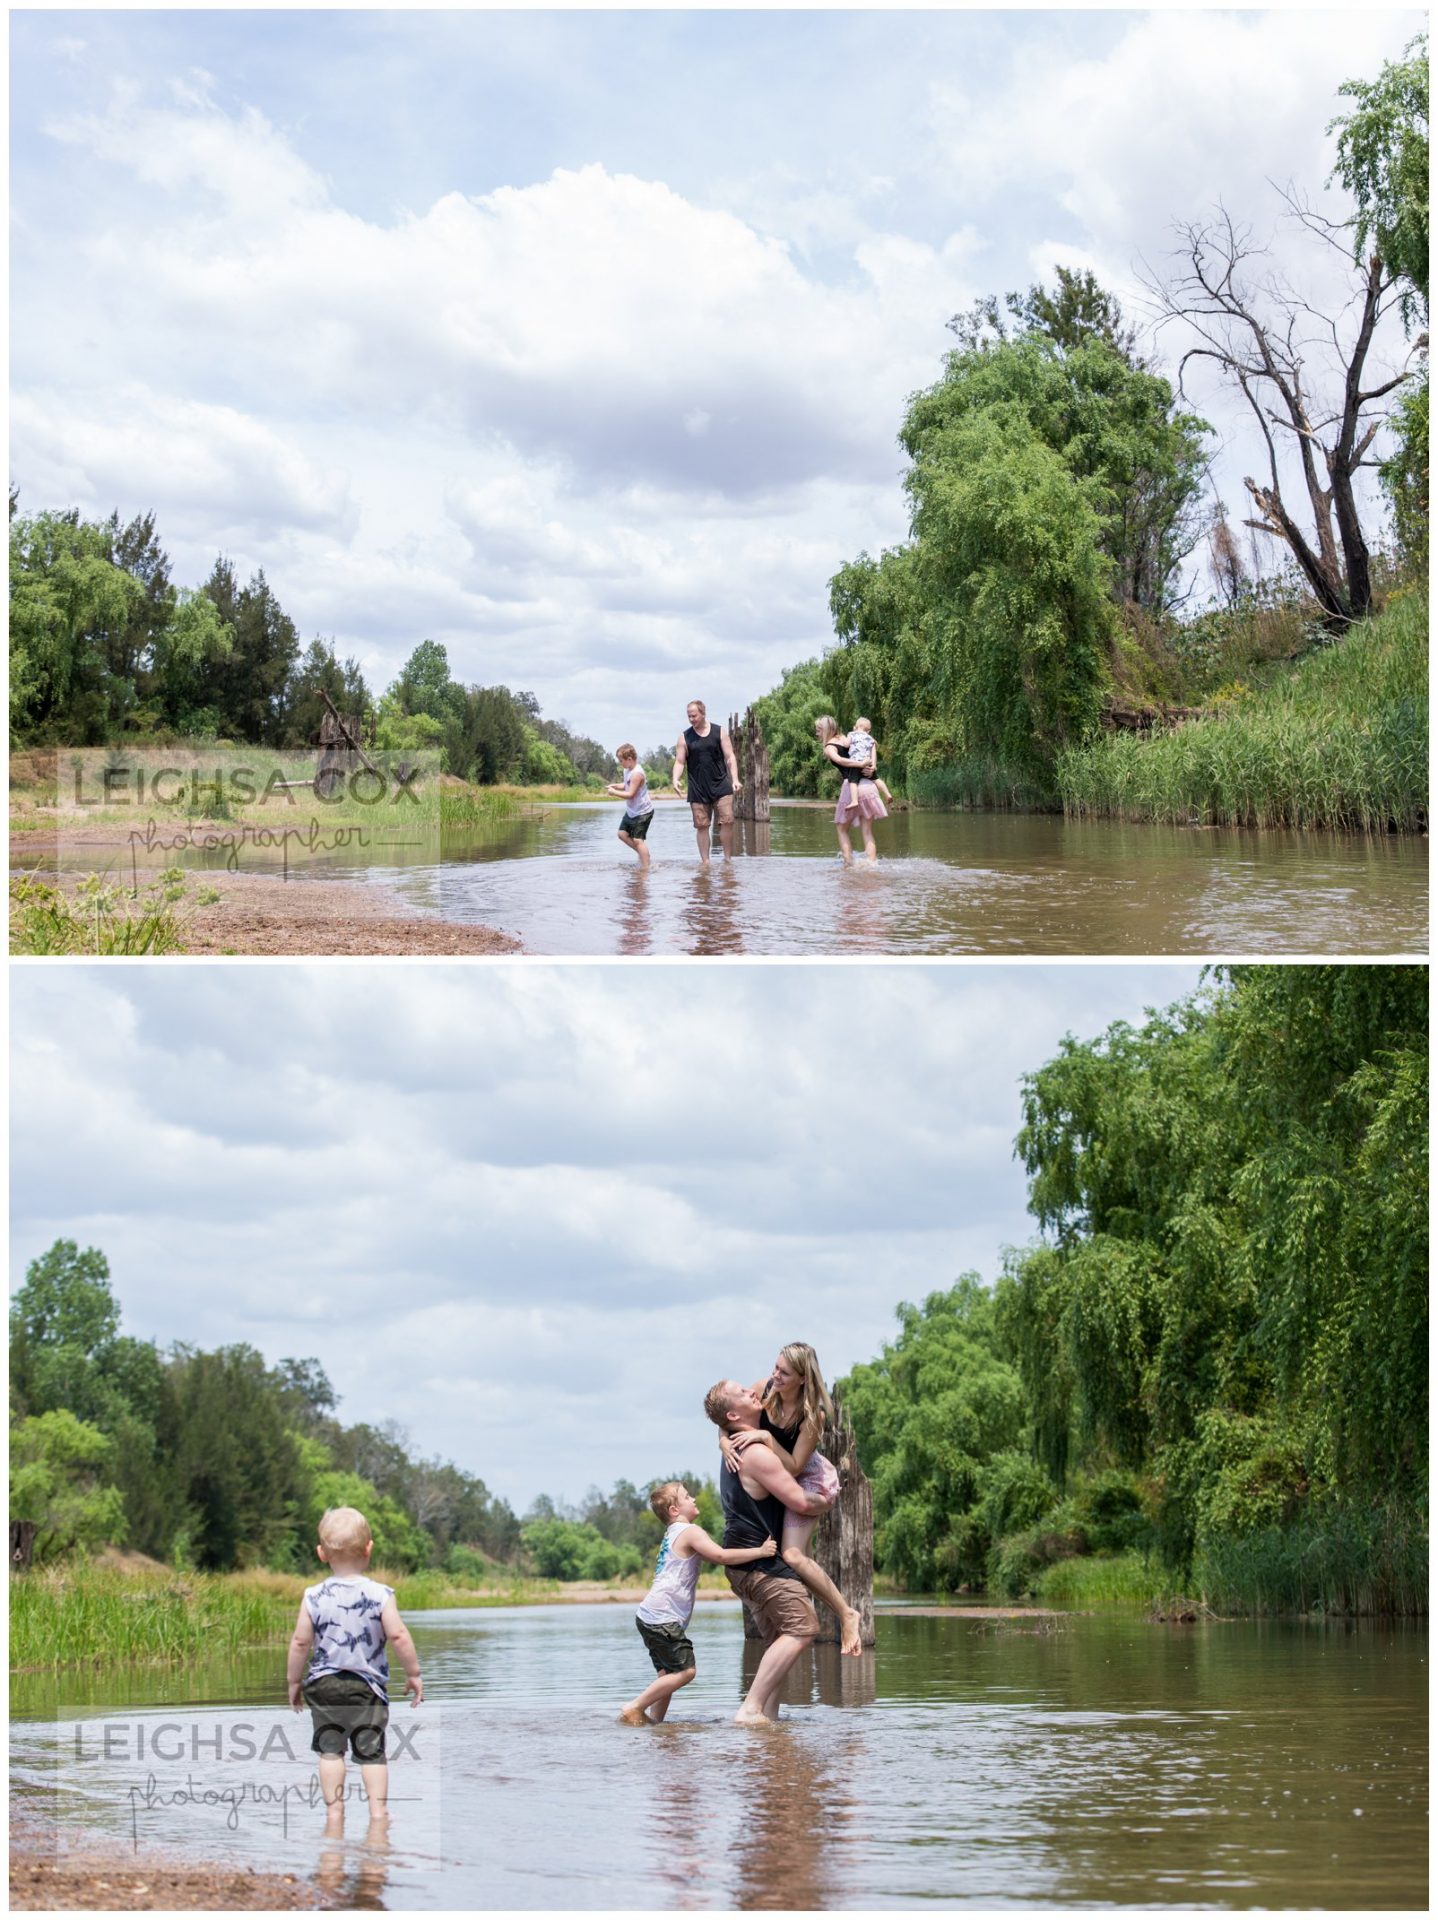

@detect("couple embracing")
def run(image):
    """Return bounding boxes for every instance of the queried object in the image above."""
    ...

[621,1343,861,1729]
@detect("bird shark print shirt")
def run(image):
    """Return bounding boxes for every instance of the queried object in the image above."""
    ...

[303,1576,393,1698]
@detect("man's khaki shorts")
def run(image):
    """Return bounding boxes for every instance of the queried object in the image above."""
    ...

[689,792,735,830]
[727,1566,819,1640]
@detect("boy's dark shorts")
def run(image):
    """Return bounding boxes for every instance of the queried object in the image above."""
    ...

[304,1673,389,1761]
[636,1616,696,1675]
[621,811,654,840]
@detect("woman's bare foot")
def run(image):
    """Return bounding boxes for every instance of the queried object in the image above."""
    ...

[734,1707,772,1726]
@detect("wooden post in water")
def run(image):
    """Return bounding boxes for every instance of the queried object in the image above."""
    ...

[741,1387,875,1646]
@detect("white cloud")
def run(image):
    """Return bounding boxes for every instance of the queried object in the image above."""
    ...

[12,964,1203,1505]
[12,12,1420,747]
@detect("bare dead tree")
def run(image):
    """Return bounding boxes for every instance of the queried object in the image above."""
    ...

[1141,196,1421,626]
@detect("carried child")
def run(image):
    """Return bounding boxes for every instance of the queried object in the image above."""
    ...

[606,745,656,868]
[721,1342,863,1656]
[287,1506,423,1828]
[619,1481,775,1724]
[840,718,893,815]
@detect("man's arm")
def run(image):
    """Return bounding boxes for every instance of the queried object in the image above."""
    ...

[743,1441,826,1514]
[672,735,687,795]
[722,727,741,791]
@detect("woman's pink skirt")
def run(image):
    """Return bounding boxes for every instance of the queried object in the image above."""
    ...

[798,1450,842,1507]
[835,780,887,825]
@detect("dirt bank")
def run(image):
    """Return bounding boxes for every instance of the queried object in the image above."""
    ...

[12,826,520,956]
[10,1813,325,1911]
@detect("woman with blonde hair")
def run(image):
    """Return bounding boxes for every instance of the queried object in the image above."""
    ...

[814,716,885,865]
[722,1341,863,1656]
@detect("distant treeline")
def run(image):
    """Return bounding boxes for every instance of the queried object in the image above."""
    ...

[8,501,611,787]
[8,1245,713,1580]
[840,965,1428,1615]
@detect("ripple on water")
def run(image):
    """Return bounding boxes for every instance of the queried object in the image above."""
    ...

[11,1609,1427,1909]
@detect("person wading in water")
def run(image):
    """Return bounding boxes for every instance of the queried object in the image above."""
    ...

[672,700,741,864]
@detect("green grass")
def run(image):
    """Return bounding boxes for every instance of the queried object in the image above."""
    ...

[1194,1501,1429,1618]
[906,755,1057,812]
[8,1557,654,1670]
[9,875,189,955]
[1033,1552,1161,1609]
[1055,593,1428,832]
[10,1564,294,1669]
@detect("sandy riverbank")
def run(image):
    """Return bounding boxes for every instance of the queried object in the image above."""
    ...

[9,1811,325,1911]
[11,823,519,956]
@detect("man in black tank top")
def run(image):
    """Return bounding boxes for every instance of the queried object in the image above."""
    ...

[704,1377,825,1723]
[672,699,741,864]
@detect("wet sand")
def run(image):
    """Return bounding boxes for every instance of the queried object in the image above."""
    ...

[10,1813,325,1910]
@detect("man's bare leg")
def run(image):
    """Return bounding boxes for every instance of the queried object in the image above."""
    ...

[693,813,711,863]
[736,1632,813,1724]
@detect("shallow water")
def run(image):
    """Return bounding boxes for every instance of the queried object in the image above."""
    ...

[11,1604,1427,1909]
[309,802,1426,955]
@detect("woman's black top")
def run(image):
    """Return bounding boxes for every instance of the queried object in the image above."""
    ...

[761,1405,803,1454]
[827,743,873,781]
[684,724,733,803]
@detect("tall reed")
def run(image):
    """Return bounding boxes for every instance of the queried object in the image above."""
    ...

[1056,595,1427,833]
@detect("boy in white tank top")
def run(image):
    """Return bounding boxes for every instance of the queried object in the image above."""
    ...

[619,1481,775,1725]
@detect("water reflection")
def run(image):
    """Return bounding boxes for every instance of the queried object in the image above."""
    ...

[9,1608,1427,1910]
[36,799,1425,954]
[315,1819,391,1909]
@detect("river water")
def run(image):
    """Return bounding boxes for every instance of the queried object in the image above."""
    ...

[12,1603,1426,1909]
[302,802,1425,955]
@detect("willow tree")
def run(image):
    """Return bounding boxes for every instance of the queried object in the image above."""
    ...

[1000,966,1427,1592]
[820,301,1209,790]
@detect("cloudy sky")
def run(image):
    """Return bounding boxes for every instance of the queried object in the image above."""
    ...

[11,961,1205,1508]
[11,8,1418,750]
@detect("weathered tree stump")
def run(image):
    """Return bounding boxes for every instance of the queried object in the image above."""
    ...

[314,709,366,799]
[728,707,771,823]
[10,1520,38,1570]
[741,1388,875,1646]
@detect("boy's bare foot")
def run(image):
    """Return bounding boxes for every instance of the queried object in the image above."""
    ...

[840,1608,864,1657]
[618,1706,649,1726]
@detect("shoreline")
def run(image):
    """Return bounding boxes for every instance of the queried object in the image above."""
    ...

[11,823,521,956]
[9,1808,325,1912]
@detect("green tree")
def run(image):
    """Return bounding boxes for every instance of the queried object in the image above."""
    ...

[9,512,146,741]
[838,1278,1037,1590]
[199,562,301,744]
[443,684,528,784]
[1330,35,1429,328]
[10,1409,128,1562]
[168,1344,307,1569]
[281,639,371,749]
[10,1240,119,1352]
[1006,966,1427,1589]
[391,640,462,723]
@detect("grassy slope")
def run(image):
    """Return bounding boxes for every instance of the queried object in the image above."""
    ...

[1055,592,1428,831]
